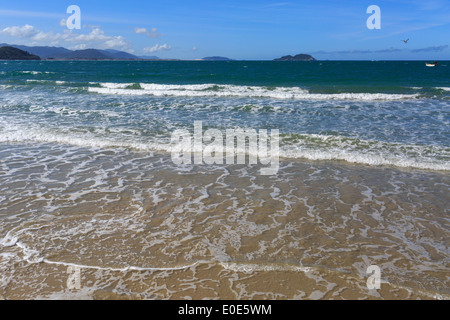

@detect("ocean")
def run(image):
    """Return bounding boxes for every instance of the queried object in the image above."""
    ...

[0,60,448,299]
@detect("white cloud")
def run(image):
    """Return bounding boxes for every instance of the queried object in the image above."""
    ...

[59,18,67,27]
[31,31,60,42]
[1,24,38,38]
[143,44,172,53]
[134,27,147,34]
[134,27,161,38]
[411,45,448,53]
[0,24,134,53]
[69,28,109,42]
[63,28,132,51]
[102,36,132,51]
[69,43,87,50]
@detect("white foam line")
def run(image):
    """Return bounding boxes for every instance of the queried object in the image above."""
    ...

[281,148,450,171]
[41,259,200,272]
[1,123,447,171]
[0,129,169,153]
[280,134,450,171]
[87,83,419,101]
[19,71,46,75]
[220,262,313,273]
[25,80,67,85]
[1,235,203,272]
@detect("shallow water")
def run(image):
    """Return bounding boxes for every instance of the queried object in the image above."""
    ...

[0,144,448,299]
[0,61,449,299]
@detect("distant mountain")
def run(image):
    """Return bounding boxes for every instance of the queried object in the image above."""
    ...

[0,46,40,60]
[201,56,232,61]
[138,55,161,60]
[274,54,316,61]
[62,49,112,60]
[0,44,140,60]
[0,43,70,59]
[54,48,141,60]
[104,49,141,60]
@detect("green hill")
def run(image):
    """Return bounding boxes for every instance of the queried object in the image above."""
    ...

[0,46,40,60]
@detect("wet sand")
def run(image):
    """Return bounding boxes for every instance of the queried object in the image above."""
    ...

[0,144,449,299]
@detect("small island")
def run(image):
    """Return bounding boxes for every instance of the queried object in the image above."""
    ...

[273,54,316,61]
[201,56,233,61]
[0,46,41,60]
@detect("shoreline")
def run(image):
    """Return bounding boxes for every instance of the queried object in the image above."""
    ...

[2,140,449,174]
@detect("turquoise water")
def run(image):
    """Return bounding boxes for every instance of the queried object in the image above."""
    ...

[1,60,449,170]
[1,60,449,88]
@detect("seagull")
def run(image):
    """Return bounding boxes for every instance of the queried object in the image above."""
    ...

[402,39,409,44]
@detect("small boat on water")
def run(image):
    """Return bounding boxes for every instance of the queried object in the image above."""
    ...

[426,62,437,67]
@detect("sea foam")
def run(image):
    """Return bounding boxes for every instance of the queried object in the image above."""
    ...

[88,82,419,101]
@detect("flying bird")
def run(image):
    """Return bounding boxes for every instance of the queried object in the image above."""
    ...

[402,39,409,44]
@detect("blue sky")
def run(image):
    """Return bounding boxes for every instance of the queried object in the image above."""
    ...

[0,0,449,60]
